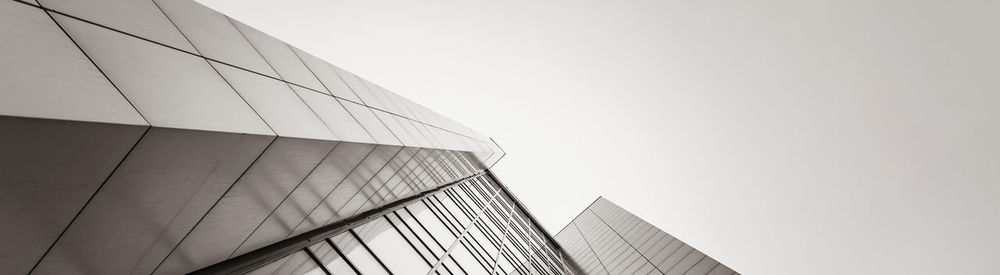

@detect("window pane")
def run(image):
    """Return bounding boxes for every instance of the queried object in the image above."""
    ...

[455,187,485,215]
[435,194,472,228]
[439,255,467,275]
[386,213,436,263]
[397,210,446,258]
[353,217,430,274]
[466,222,499,262]
[448,242,490,275]
[331,232,389,275]
[408,201,457,246]
[494,251,516,275]
[309,241,358,275]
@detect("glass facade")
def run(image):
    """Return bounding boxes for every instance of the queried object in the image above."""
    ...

[241,174,574,275]
[556,198,740,275]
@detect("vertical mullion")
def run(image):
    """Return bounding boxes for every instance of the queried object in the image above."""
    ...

[348,229,394,275]
[433,195,472,232]
[426,190,501,274]
[401,207,470,275]
[390,213,438,264]
[403,207,449,251]
[424,199,461,236]
[458,238,494,273]
[384,216,434,267]
[444,190,476,219]
[304,248,333,275]
[326,238,362,275]
[488,205,514,274]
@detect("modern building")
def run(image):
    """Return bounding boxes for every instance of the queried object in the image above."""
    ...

[556,198,740,275]
[1,0,580,274]
[2,1,735,274]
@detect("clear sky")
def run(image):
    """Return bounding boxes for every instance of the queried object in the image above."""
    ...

[197,1,999,274]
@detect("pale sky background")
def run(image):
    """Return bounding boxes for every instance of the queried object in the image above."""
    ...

[198,1,999,274]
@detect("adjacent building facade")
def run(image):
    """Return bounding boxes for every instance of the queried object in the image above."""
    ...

[556,198,740,275]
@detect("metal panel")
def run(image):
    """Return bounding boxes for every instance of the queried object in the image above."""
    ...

[233,142,376,257]
[397,158,430,194]
[291,47,363,102]
[230,19,327,93]
[385,156,425,199]
[335,67,385,109]
[37,0,197,52]
[367,85,414,118]
[398,118,434,148]
[291,86,376,144]
[0,1,145,126]
[360,82,402,116]
[666,251,705,275]
[684,257,718,275]
[371,150,424,206]
[706,264,735,275]
[268,251,317,275]
[153,0,277,77]
[0,117,146,275]
[152,137,338,274]
[652,239,686,265]
[341,100,402,146]
[339,147,419,217]
[210,61,337,141]
[322,146,402,223]
[412,123,443,149]
[373,110,420,147]
[373,88,407,115]
[291,145,402,237]
[52,13,274,136]
[33,128,273,274]
[423,128,448,150]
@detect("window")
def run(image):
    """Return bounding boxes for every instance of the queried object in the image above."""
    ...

[353,218,430,273]
[331,232,390,275]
